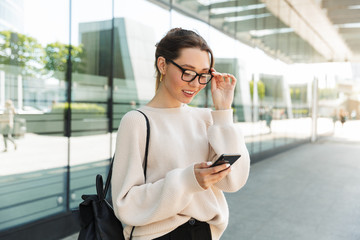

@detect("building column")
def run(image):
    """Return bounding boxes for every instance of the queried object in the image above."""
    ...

[17,74,23,110]
[252,72,259,122]
[283,76,293,119]
[0,71,4,107]
[311,77,318,142]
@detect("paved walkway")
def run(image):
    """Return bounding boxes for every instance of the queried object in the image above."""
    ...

[222,121,360,240]
[62,121,360,240]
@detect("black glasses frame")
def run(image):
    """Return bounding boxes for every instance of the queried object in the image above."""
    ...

[167,59,213,85]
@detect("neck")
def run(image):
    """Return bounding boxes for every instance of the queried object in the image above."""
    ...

[147,86,182,108]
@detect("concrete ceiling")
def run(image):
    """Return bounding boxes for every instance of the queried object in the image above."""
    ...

[321,0,360,62]
[149,0,360,63]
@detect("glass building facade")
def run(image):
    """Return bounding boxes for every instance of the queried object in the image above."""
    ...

[0,0,347,238]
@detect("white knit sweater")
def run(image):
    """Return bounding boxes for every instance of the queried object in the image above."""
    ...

[111,105,250,240]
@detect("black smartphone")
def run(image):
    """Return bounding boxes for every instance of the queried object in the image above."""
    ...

[211,154,241,167]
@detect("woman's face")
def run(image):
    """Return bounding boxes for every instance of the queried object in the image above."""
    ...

[160,48,210,107]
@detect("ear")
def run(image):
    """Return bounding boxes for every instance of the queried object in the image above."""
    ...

[157,56,167,75]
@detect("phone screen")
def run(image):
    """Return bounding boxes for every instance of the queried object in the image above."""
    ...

[211,154,241,167]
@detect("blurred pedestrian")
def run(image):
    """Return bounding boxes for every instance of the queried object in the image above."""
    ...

[1,99,17,152]
[264,106,273,133]
[339,108,347,127]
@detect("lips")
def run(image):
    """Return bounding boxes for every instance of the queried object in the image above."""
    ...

[182,90,196,97]
[183,90,195,95]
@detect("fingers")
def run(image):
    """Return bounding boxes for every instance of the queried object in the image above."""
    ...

[229,74,237,86]
[210,69,218,92]
[194,162,232,190]
[194,162,212,169]
[207,166,231,182]
[195,161,230,173]
[209,163,231,174]
[211,68,236,85]
[211,68,225,81]
[210,68,222,78]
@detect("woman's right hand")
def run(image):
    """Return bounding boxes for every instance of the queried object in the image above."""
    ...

[194,162,232,190]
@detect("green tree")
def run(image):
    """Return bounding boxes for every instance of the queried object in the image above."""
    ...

[0,31,44,75]
[43,42,85,73]
[0,31,85,76]
[250,79,265,100]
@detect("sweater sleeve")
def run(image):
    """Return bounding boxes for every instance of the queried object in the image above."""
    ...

[111,111,204,227]
[207,109,250,192]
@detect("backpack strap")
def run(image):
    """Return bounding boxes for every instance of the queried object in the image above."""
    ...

[104,110,150,196]
[103,110,150,240]
[135,110,150,178]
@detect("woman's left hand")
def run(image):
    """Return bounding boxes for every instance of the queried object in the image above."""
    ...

[210,68,236,110]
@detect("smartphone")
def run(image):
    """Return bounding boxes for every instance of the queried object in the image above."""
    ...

[211,154,241,167]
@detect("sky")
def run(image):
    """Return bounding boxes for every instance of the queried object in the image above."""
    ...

[23,0,164,46]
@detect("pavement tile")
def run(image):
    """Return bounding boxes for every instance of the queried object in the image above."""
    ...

[222,130,360,240]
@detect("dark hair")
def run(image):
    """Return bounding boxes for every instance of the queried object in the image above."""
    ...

[154,28,214,90]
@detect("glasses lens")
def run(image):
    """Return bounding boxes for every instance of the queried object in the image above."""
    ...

[182,70,197,81]
[199,74,212,84]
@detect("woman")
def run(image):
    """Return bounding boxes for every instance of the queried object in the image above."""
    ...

[112,28,250,240]
[1,99,17,152]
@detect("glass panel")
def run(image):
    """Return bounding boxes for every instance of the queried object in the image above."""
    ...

[109,0,171,178]
[280,4,311,145]
[1,0,342,233]
[316,63,351,137]
[69,0,113,209]
[113,0,170,119]
[0,0,68,230]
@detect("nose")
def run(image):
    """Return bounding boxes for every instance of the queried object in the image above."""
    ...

[188,76,201,87]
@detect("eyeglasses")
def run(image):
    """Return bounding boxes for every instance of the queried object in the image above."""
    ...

[167,59,213,85]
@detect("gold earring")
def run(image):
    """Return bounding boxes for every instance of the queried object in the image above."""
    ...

[160,74,163,82]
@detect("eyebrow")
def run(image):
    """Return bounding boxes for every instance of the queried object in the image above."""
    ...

[181,64,210,71]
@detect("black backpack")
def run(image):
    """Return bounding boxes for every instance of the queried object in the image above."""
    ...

[73,110,150,240]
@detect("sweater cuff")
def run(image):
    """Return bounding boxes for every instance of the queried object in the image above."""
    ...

[182,163,205,193]
[211,109,233,125]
